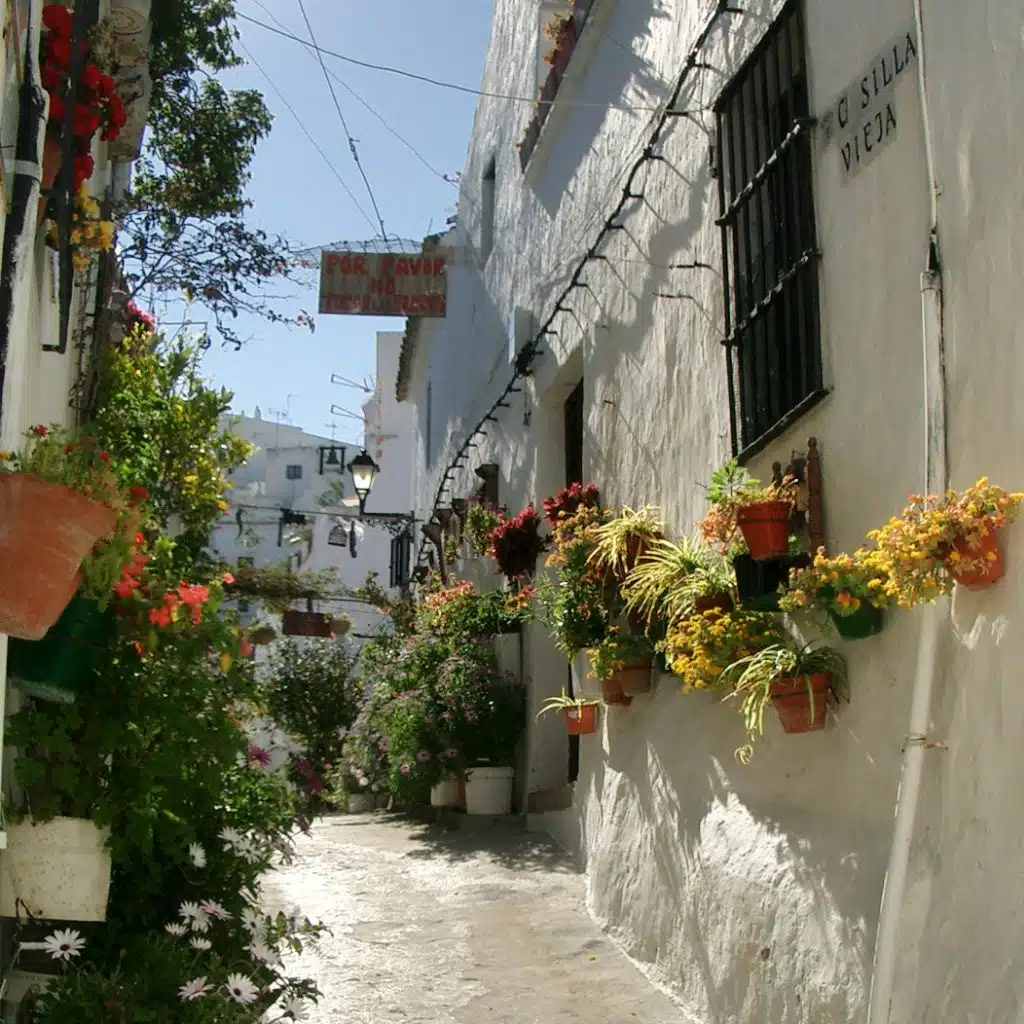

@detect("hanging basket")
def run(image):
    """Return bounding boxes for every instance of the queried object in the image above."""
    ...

[770,673,830,734]
[948,527,1005,589]
[564,704,598,735]
[8,595,113,703]
[281,610,334,637]
[828,603,885,640]
[733,553,808,611]
[599,675,632,706]
[736,500,792,561]
[0,473,116,640]
[0,817,112,921]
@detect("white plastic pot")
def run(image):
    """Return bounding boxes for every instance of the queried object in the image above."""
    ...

[347,792,376,813]
[430,778,460,808]
[464,766,514,816]
[0,817,112,921]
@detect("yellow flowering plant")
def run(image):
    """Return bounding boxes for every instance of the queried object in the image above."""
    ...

[48,183,115,270]
[661,608,787,692]
[779,547,893,617]
[868,479,1024,605]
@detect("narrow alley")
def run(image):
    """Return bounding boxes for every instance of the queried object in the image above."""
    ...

[263,815,687,1024]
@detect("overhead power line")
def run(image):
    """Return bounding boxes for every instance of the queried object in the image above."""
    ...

[294,0,391,242]
[237,12,668,112]
[239,42,378,233]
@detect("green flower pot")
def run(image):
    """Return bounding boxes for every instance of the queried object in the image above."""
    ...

[829,603,884,640]
[7,595,113,703]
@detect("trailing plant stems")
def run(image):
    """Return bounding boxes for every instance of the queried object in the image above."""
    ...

[868,4,948,1021]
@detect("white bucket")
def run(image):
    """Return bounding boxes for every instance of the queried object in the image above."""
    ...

[347,792,376,813]
[0,817,112,921]
[430,778,460,808]
[464,767,514,816]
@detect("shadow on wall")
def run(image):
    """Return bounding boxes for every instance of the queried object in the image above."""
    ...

[532,2,672,218]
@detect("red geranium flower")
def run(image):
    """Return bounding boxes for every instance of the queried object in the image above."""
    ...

[48,36,70,69]
[72,103,100,138]
[30,424,48,436]
[177,583,209,607]
[97,450,109,462]
[148,605,172,628]
[129,487,149,504]
[42,4,74,37]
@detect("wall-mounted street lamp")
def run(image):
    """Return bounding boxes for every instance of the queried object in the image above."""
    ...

[346,448,380,515]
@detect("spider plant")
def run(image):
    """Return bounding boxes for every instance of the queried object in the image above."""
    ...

[587,505,664,582]
[536,689,602,719]
[622,534,735,628]
[721,641,848,760]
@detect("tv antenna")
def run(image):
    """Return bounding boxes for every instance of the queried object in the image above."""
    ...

[330,372,375,395]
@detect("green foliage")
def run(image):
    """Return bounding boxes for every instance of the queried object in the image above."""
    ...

[416,580,531,638]
[465,499,501,557]
[587,630,654,682]
[88,328,252,547]
[260,639,361,771]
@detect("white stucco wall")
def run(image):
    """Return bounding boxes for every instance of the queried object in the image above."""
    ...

[403,0,1024,1020]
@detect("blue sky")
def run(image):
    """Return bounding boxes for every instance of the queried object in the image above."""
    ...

[177,0,494,443]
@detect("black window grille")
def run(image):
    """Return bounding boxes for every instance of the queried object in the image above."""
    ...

[285,464,303,480]
[716,1,824,458]
[389,533,411,588]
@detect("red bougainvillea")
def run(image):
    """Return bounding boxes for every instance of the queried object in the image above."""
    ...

[489,505,545,580]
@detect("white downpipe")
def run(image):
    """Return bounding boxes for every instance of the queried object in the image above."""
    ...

[867,2,948,1022]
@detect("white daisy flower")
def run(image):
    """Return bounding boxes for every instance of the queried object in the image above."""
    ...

[219,826,243,851]
[281,996,309,1020]
[164,922,189,938]
[179,901,211,933]
[199,899,231,921]
[239,885,259,906]
[42,929,85,962]
[225,973,259,1005]
[179,977,212,1001]
[235,836,262,863]
[188,843,207,868]
[247,940,281,966]
[240,907,263,933]
[189,937,212,951]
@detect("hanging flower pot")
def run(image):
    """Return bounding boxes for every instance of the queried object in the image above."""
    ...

[693,591,735,614]
[281,609,334,637]
[7,594,113,703]
[0,473,116,640]
[0,817,112,921]
[736,500,793,560]
[828,603,885,640]
[770,672,830,734]
[733,553,808,610]
[947,527,1005,589]
[600,675,632,706]
[617,656,653,696]
[564,703,598,735]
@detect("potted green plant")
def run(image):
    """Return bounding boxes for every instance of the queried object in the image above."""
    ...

[701,459,799,563]
[417,579,533,638]
[536,690,601,735]
[587,631,655,699]
[780,547,892,639]
[588,505,664,585]
[0,424,140,641]
[465,497,501,557]
[722,641,848,756]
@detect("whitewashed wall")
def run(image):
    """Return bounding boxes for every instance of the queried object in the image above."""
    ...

[404,0,1024,1020]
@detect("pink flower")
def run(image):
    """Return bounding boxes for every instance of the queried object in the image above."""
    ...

[248,745,271,767]
[423,714,433,724]
[444,748,459,759]
[222,572,235,585]
[399,763,412,775]
[416,750,431,762]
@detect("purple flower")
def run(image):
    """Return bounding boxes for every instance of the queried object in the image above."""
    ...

[416,750,431,762]
[444,748,458,759]
[247,745,271,767]
[399,763,412,775]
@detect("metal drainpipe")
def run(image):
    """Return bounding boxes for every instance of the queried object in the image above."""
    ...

[866,1,949,1020]
[0,4,45,432]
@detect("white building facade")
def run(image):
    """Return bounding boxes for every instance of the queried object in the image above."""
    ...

[400,1,1024,1021]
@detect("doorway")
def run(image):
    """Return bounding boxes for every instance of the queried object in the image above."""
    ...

[563,379,584,784]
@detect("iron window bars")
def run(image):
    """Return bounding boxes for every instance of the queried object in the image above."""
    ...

[716,0,825,458]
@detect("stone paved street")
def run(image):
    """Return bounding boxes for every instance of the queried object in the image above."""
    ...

[262,814,687,1023]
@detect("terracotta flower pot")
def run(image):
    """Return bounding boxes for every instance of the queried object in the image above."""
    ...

[564,704,597,735]
[600,675,632,706]
[737,500,792,561]
[948,527,1005,589]
[37,132,62,225]
[0,474,115,640]
[770,672,830,734]
[617,656,653,696]
[694,592,735,614]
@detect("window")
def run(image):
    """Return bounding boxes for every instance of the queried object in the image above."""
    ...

[424,380,434,468]
[480,157,496,262]
[285,464,303,480]
[389,533,411,589]
[716,1,824,458]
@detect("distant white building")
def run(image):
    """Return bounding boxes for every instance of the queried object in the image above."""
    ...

[210,330,417,642]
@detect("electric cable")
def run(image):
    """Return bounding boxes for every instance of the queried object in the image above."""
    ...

[294,0,391,242]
